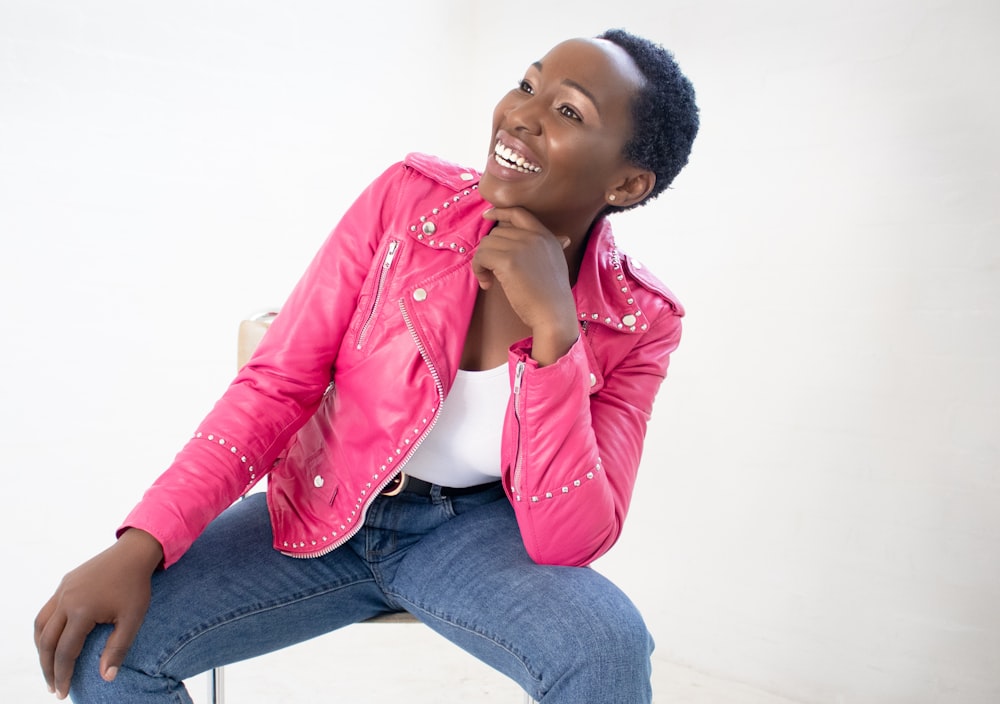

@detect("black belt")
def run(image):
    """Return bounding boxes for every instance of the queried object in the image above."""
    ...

[381,472,501,497]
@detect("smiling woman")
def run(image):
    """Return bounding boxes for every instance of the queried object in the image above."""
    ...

[34,29,698,704]
[481,37,653,234]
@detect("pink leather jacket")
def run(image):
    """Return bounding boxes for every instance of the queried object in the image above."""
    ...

[122,153,684,568]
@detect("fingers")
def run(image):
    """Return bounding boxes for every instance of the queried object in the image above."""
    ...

[51,616,95,699]
[482,206,568,248]
[38,609,142,698]
[34,595,56,650]
[482,205,545,233]
[34,599,63,695]
[35,600,93,700]
[471,263,494,290]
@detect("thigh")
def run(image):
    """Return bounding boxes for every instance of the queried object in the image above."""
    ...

[80,494,390,688]
[387,496,653,703]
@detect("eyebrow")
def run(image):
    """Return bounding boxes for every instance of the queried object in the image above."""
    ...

[531,60,601,116]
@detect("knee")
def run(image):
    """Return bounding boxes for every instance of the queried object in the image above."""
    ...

[580,597,653,670]
[549,592,653,676]
[538,597,653,702]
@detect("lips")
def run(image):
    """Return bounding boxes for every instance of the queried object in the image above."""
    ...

[492,133,542,174]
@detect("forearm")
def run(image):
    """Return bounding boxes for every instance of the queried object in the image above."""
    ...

[504,312,680,566]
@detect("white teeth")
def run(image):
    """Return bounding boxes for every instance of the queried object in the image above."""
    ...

[494,155,540,173]
[493,140,541,173]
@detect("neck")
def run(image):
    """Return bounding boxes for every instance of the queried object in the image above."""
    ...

[548,213,601,287]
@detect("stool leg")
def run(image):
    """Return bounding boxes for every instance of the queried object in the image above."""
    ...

[209,666,225,704]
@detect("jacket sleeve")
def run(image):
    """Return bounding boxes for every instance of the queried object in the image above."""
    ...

[503,302,682,567]
[119,163,406,567]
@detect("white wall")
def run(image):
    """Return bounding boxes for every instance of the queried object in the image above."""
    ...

[3,1,998,703]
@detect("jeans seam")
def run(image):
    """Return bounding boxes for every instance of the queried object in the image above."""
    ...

[156,578,379,672]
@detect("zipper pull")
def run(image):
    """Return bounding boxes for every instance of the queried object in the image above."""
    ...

[383,240,399,268]
[513,359,526,395]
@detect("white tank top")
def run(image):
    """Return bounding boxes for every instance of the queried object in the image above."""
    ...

[403,363,509,487]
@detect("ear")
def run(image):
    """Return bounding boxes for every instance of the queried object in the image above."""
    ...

[607,169,656,208]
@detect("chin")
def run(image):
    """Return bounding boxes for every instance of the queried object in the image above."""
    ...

[476,174,504,207]
[478,174,526,210]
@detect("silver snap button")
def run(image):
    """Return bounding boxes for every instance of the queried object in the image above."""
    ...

[460,173,474,181]
[422,222,436,235]
[313,475,325,488]
[589,373,597,387]
[413,288,428,301]
[622,314,637,327]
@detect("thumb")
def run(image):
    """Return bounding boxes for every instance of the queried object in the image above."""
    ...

[99,619,141,682]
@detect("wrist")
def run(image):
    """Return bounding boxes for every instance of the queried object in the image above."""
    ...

[116,528,165,572]
[530,320,580,367]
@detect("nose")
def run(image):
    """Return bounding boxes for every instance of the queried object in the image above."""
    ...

[504,94,543,135]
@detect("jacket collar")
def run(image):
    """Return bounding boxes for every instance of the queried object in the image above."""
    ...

[574,218,650,334]
[404,180,490,257]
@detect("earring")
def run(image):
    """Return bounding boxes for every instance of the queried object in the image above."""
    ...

[607,194,617,202]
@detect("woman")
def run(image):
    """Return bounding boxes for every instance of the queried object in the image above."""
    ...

[35,29,698,703]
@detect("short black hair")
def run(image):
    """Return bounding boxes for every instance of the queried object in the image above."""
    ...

[599,29,699,210]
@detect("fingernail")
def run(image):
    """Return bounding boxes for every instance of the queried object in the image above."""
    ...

[104,665,119,681]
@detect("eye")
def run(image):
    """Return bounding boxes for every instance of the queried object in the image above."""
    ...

[518,79,534,95]
[559,105,582,121]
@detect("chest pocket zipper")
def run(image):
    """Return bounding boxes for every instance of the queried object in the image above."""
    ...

[511,358,526,496]
[355,239,400,350]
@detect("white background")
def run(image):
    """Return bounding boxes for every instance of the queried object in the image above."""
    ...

[2,1,998,702]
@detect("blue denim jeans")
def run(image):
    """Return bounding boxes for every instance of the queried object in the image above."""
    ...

[70,486,653,702]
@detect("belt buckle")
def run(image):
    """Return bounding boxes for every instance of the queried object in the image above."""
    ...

[381,472,408,497]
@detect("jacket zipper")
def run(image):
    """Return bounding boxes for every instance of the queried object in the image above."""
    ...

[355,239,399,350]
[372,298,446,494]
[511,358,526,496]
[282,297,445,560]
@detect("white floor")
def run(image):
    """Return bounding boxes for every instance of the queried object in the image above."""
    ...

[180,622,803,704]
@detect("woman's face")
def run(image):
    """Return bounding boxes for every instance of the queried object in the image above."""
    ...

[479,38,646,234]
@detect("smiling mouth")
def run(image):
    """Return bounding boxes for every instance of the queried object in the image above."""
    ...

[493,139,542,173]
